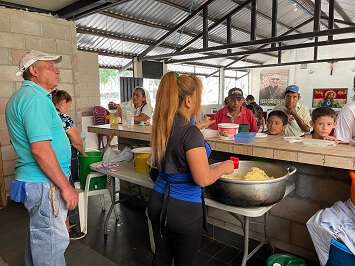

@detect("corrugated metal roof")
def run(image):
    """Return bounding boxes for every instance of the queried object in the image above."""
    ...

[3,0,353,69]
[73,0,354,69]
[98,55,132,69]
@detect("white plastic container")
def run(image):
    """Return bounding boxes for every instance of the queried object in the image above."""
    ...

[217,123,239,140]
[127,110,134,128]
[122,106,128,127]
[201,129,218,139]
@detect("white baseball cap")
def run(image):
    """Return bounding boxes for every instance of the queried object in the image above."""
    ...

[16,50,62,76]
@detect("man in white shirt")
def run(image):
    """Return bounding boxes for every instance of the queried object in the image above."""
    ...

[334,98,355,143]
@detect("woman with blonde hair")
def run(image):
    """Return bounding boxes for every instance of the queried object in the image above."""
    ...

[148,72,233,265]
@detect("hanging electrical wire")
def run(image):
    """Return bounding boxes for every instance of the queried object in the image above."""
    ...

[289,0,314,17]
[174,0,195,50]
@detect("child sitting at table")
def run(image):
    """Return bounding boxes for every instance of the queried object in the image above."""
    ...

[305,107,338,141]
[266,110,288,135]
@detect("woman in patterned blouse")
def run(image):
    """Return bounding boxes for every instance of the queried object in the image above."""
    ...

[51,89,86,240]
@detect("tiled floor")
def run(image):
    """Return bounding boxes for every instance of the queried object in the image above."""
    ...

[0,196,319,265]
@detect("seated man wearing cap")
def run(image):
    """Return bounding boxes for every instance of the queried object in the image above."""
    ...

[211,88,258,132]
[273,85,311,137]
[5,50,78,265]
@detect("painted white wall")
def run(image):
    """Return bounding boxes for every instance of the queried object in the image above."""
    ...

[82,116,98,150]
[250,34,355,111]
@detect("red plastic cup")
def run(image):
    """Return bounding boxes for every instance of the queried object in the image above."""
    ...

[230,156,239,169]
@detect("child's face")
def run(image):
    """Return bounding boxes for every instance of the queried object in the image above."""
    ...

[267,116,286,135]
[311,116,336,138]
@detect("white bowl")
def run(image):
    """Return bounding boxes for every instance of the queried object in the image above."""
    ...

[201,129,218,139]
[131,147,152,153]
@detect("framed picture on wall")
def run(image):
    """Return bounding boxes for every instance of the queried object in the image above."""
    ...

[312,88,348,108]
[259,69,289,106]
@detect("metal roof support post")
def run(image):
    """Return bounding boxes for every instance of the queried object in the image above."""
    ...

[207,18,313,77]
[219,67,225,105]
[162,61,168,75]
[141,25,355,61]
[250,0,257,41]
[57,0,132,20]
[168,37,355,64]
[326,0,353,24]
[328,0,335,41]
[120,60,134,73]
[313,0,321,61]
[203,6,208,49]
[172,0,252,53]
[278,42,281,65]
[133,57,142,78]
[227,56,355,70]
[271,0,278,48]
[138,0,216,60]
[227,16,232,54]
[321,17,355,27]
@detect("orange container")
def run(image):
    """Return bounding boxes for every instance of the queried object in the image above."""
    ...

[350,171,355,205]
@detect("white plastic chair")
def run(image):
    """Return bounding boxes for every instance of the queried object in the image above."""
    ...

[76,172,117,234]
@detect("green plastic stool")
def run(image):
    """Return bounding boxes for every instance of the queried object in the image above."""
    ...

[266,254,306,266]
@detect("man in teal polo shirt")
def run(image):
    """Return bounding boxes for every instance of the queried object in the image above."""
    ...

[5,50,78,265]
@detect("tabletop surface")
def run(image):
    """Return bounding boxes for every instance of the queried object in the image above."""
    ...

[90,161,295,217]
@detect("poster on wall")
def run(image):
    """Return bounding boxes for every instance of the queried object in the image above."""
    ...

[312,88,348,108]
[259,69,289,106]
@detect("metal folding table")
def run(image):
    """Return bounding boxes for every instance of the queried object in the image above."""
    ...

[90,161,295,266]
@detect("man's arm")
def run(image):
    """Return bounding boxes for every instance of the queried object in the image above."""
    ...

[31,141,78,210]
[287,106,310,133]
[66,126,86,156]
[291,111,310,132]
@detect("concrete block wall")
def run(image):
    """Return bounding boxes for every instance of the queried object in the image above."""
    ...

[207,161,351,260]
[77,51,101,116]
[0,7,79,193]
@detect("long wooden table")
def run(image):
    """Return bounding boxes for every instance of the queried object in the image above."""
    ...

[88,124,355,170]
[90,161,295,266]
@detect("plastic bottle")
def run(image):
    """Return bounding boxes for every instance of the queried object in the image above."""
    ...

[80,132,86,151]
[127,110,134,128]
[109,110,118,126]
[122,105,128,127]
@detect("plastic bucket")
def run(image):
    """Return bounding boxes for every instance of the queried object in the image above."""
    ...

[78,151,107,191]
[266,253,305,266]
[135,153,150,173]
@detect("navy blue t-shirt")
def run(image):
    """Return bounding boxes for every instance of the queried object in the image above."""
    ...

[153,114,205,202]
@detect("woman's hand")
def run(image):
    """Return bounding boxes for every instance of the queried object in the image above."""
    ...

[220,160,234,176]
[116,104,122,118]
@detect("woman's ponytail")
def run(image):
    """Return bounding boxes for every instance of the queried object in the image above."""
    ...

[151,72,203,166]
[151,72,179,165]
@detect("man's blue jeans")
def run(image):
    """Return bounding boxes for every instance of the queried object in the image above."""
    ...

[24,182,69,266]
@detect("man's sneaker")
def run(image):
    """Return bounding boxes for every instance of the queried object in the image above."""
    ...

[69,228,86,240]
[69,220,77,230]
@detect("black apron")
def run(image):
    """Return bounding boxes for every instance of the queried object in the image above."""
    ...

[158,172,208,238]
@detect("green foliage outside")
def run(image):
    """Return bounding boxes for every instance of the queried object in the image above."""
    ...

[99,69,132,84]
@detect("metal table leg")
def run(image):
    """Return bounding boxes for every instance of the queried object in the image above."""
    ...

[265,212,274,254]
[229,213,272,266]
[241,216,250,266]
[104,177,116,234]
